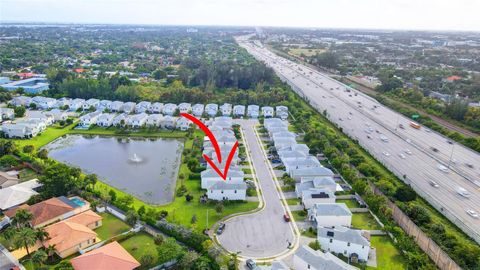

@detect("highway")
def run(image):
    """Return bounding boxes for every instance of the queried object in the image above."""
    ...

[236,36,480,244]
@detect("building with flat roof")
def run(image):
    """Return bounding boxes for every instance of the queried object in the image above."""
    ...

[1,78,49,93]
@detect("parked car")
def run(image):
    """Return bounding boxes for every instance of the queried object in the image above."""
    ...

[246,259,258,270]
[216,223,226,235]
[283,213,291,222]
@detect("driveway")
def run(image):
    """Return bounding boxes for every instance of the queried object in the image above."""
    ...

[216,119,296,259]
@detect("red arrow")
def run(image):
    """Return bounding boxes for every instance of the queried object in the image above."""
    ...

[181,113,222,163]
[203,141,239,181]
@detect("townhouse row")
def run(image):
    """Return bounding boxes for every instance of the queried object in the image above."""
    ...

[200,116,247,201]
[10,95,289,119]
[264,118,371,264]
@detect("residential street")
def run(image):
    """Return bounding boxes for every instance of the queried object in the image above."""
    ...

[216,119,296,259]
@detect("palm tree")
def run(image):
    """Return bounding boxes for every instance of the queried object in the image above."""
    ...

[13,227,37,256]
[45,244,56,263]
[11,209,33,229]
[30,249,47,266]
[35,228,50,246]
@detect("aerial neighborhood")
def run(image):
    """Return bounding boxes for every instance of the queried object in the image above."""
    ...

[0,22,478,270]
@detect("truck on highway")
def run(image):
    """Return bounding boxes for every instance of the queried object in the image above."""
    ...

[410,122,421,129]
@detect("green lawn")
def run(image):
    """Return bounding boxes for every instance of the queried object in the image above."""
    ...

[351,213,381,230]
[13,122,77,148]
[367,236,407,270]
[336,199,360,208]
[291,210,307,221]
[286,198,300,206]
[120,232,159,270]
[95,212,131,241]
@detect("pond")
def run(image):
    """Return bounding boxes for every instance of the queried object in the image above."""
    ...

[44,135,184,205]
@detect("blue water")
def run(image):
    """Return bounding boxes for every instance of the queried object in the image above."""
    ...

[70,197,86,207]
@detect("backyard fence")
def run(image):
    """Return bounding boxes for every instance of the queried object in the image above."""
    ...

[371,185,462,270]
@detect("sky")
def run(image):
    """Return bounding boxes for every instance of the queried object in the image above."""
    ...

[1,0,480,31]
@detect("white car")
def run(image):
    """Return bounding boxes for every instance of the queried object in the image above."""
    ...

[457,187,471,198]
[466,209,479,219]
[429,180,439,188]
[437,164,449,173]
[404,149,412,155]
[383,151,391,157]
[398,153,406,159]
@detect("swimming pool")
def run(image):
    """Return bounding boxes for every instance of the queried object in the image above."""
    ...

[70,197,86,207]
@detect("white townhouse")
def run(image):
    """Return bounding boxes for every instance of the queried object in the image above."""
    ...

[54,97,71,109]
[10,96,32,107]
[109,101,124,112]
[28,111,54,126]
[17,118,47,132]
[136,101,152,113]
[247,105,259,118]
[233,105,245,117]
[176,117,191,131]
[201,168,244,189]
[276,106,289,120]
[278,150,306,161]
[192,104,204,117]
[205,103,218,117]
[0,108,14,120]
[264,118,288,131]
[178,103,192,114]
[290,167,335,181]
[2,123,40,138]
[97,113,115,127]
[283,156,321,175]
[277,144,310,156]
[308,203,352,228]
[69,98,85,111]
[121,102,136,114]
[162,115,176,129]
[296,176,338,198]
[83,98,100,111]
[32,96,56,110]
[49,109,68,122]
[128,113,148,128]
[301,188,336,210]
[163,103,177,116]
[112,113,128,127]
[79,111,102,127]
[98,100,112,111]
[207,181,247,201]
[317,226,371,262]
[146,114,163,127]
[220,103,232,116]
[293,245,357,270]
[149,102,164,113]
[272,131,296,141]
[273,137,297,150]
[262,106,274,118]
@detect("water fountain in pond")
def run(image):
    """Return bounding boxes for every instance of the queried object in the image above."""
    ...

[129,153,143,163]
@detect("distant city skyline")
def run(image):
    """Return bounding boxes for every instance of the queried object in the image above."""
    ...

[1,0,480,32]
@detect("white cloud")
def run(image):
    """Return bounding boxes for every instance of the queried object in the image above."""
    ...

[0,0,479,31]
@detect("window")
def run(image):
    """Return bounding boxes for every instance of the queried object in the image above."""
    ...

[234,190,237,193]
[344,250,347,254]
[347,242,350,246]
[307,265,310,269]
[329,239,333,243]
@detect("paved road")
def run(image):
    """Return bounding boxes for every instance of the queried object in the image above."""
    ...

[216,119,295,258]
[237,36,480,244]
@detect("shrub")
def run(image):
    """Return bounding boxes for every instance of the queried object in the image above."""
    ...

[0,155,19,167]
[22,145,35,153]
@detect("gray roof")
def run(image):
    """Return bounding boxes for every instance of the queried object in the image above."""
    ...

[318,226,370,247]
[210,181,247,190]
[311,203,352,216]
[201,169,244,178]
[294,245,357,270]
[291,167,334,177]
